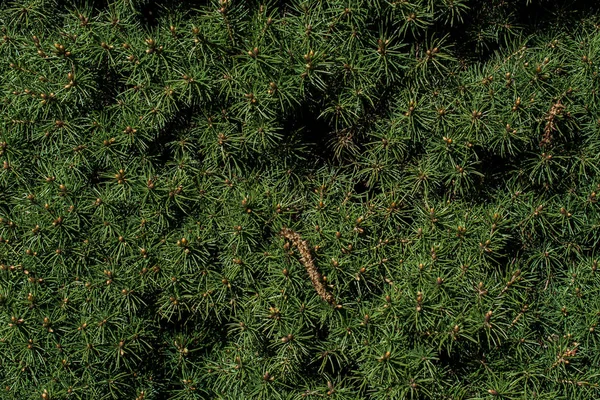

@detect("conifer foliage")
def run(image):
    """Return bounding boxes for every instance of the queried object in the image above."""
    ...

[1,0,600,398]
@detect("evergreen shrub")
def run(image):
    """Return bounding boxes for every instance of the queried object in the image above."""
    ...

[1,0,600,398]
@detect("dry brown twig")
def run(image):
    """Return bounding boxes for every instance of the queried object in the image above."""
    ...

[280,227,340,307]
[541,100,564,147]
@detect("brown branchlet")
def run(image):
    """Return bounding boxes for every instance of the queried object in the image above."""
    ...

[541,100,565,147]
[279,227,338,306]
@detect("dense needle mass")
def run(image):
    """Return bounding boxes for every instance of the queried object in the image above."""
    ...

[0,0,599,398]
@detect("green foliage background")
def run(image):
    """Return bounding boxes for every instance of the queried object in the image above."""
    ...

[1,0,600,398]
